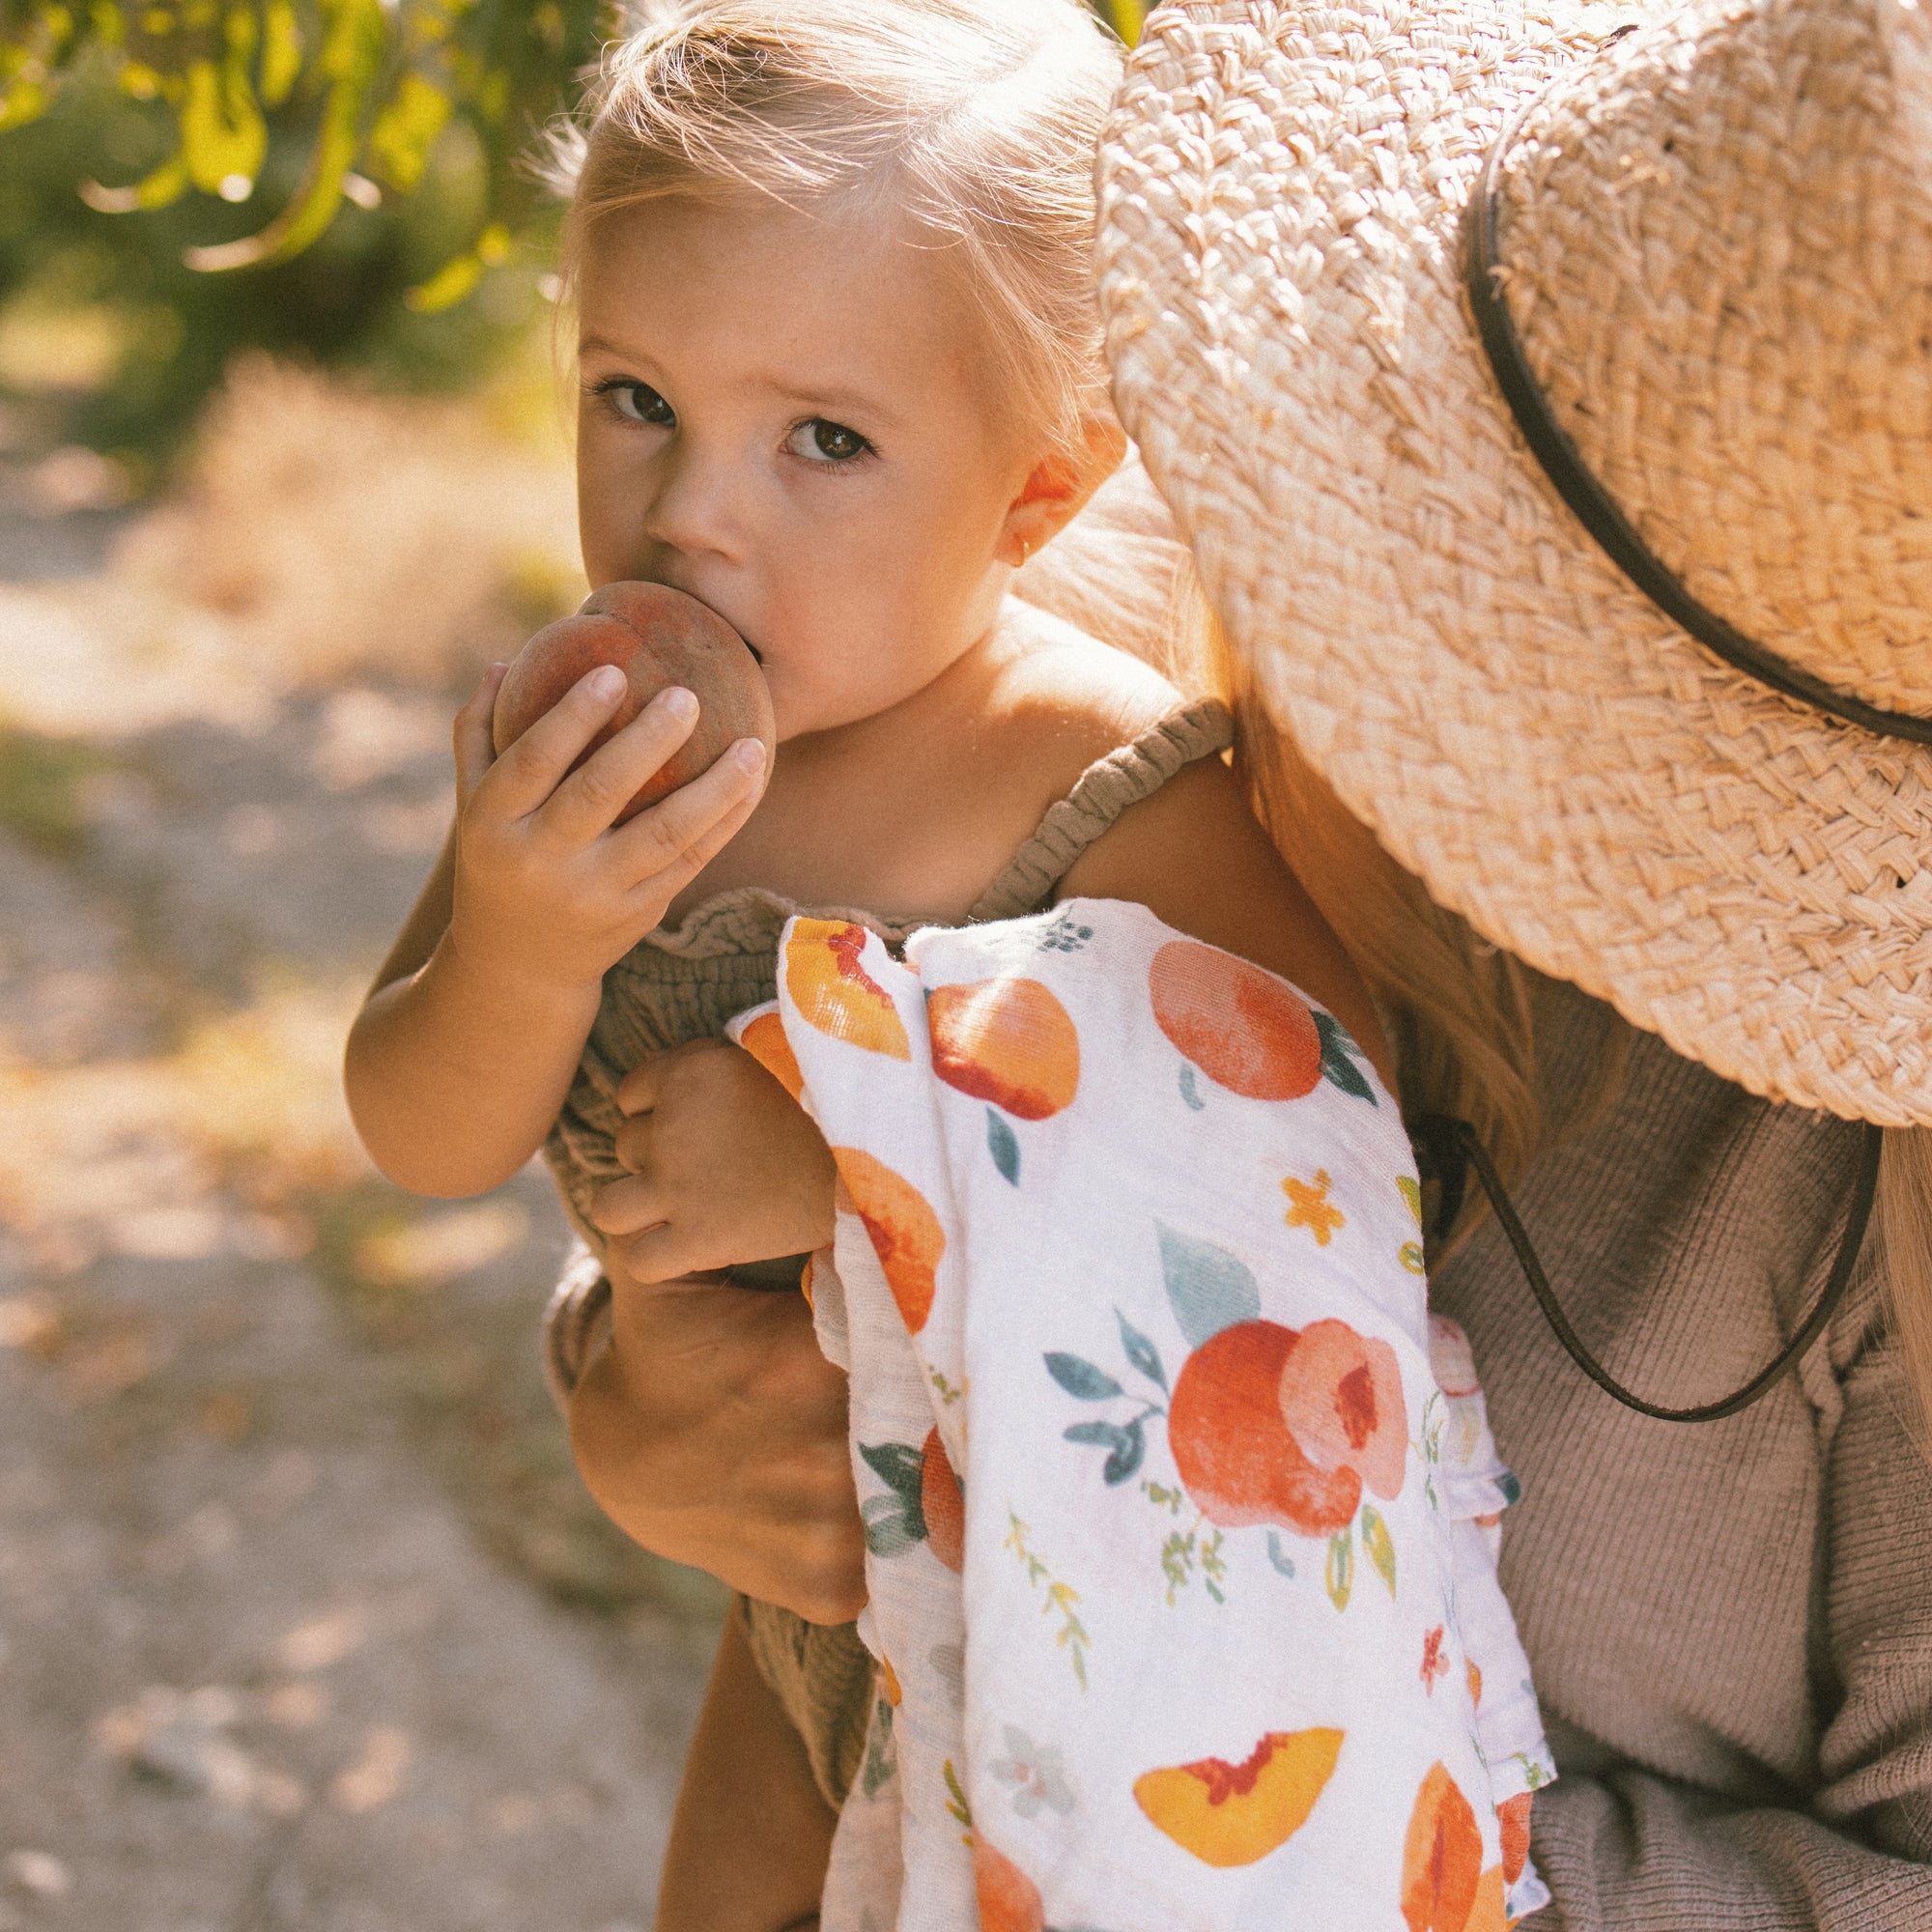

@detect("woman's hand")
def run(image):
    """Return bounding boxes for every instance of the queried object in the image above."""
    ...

[447,662,768,1000]
[587,1037,838,1280]
[567,1264,866,1625]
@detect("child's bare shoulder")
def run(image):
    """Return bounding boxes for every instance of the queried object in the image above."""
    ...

[979,598,1186,784]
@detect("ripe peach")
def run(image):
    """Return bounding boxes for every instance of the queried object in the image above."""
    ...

[492,581,775,822]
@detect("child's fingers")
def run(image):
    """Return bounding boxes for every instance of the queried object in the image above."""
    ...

[452,663,508,805]
[587,1170,666,1239]
[613,1056,667,1119]
[616,1220,719,1285]
[608,738,768,897]
[482,664,630,816]
[544,685,701,843]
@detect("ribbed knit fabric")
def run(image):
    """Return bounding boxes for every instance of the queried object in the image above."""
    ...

[540,696,1234,1810]
[1432,975,1932,1927]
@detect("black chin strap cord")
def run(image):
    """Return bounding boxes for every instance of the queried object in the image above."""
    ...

[1411,1113,1884,1423]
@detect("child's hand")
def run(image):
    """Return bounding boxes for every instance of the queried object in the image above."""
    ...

[446,662,768,998]
[587,1037,838,1280]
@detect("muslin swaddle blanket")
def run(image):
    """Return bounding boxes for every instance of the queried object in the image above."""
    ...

[726,899,1553,1932]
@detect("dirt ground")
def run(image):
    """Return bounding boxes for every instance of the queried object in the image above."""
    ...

[0,363,724,1932]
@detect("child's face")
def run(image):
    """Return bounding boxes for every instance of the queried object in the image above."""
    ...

[575,193,1041,742]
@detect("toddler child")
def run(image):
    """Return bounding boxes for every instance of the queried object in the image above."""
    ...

[345,3,1544,1925]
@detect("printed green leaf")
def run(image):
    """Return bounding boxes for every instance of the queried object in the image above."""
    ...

[1313,1010,1378,1105]
[862,1492,924,1558]
[858,1438,926,1502]
[1156,1223,1261,1350]
[1116,1309,1167,1393]
[986,1106,1019,1185]
[1044,1352,1123,1401]
[1065,1416,1146,1485]
[1325,1525,1354,1610]
[1362,1504,1397,1598]
[1179,1061,1206,1111]
[1266,1531,1296,1578]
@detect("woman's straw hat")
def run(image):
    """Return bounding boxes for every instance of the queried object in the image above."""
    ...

[1096,0,1932,1126]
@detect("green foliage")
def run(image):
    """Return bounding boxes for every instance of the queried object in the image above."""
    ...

[0,0,1151,462]
[0,2,608,299]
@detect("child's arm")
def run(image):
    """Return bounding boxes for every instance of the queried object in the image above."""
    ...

[344,663,767,1198]
[656,1606,838,1932]
[1053,748,1397,1094]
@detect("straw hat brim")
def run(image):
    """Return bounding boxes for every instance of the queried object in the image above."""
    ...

[1098,0,1932,1126]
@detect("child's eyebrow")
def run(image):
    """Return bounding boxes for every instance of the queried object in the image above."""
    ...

[577,331,906,429]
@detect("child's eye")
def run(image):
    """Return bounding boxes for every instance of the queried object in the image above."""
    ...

[785,418,872,465]
[593,379,675,427]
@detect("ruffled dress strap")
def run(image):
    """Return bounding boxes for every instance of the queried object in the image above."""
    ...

[966,696,1233,923]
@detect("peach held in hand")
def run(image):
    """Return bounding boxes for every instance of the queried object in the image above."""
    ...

[491,581,775,822]
[1133,1726,1343,1868]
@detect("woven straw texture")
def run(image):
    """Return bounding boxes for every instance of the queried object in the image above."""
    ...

[1096,0,1932,1125]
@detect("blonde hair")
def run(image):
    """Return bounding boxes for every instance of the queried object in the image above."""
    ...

[542,0,1124,459]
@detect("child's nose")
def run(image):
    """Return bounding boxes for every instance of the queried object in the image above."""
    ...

[642,444,741,560]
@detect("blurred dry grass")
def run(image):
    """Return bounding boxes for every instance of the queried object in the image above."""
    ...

[0,348,722,1626]
[0,352,584,740]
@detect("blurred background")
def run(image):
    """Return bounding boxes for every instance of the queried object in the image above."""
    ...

[0,2,1145,1926]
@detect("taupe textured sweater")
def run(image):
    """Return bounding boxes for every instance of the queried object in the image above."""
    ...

[1429,976,1932,1927]
[547,943,1932,1926]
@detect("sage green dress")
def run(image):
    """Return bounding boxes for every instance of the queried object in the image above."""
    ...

[541,696,1233,1807]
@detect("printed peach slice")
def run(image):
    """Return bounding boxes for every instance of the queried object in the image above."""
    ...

[784,919,910,1060]
[927,976,1079,1120]
[1149,939,1321,1100]
[831,1147,943,1333]
[1169,1321,1361,1536]
[735,1008,805,1101]
[1134,1727,1343,1868]
[1402,1762,1486,1932]
[921,1425,965,1573]
[973,1839,1044,1932]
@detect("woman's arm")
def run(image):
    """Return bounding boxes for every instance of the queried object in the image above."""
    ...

[1526,1293,1932,1928]
[344,665,766,1197]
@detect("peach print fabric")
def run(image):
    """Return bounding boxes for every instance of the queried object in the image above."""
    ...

[729,900,1553,1931]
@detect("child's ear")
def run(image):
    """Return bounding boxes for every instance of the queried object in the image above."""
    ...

[996,413,1129,567]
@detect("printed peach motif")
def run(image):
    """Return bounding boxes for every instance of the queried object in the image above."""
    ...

[832,1147,943,1333]
[1133,1727,1343,1867]
[735,1009,805,1101]
[1275,1319,1406,1500]
[1498,1791,1533,1887]
[921,1426,964,1573]
[973,1838,1044,1932]
[1149,939,1321,1100]
[784,919,910,1060]
[1169,1318,1407,1535]
[1402,1761,1504,1932]
[927,977,1080,1120]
